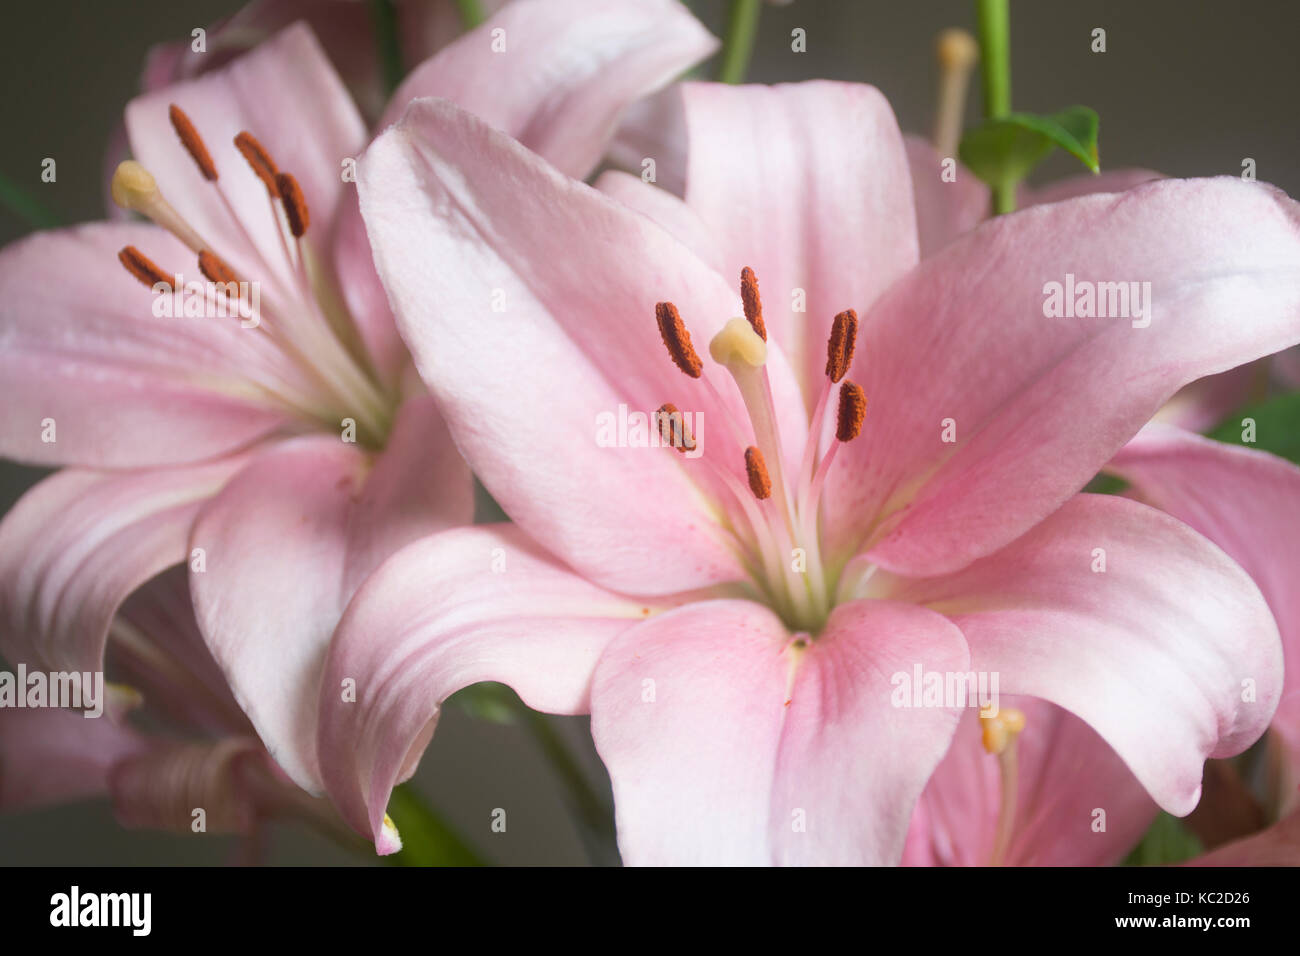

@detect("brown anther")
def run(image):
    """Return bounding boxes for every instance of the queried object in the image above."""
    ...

[656,403,696,453]
[825,309,859,383]
[276,172,310,238]
[740,266,766,341]
[234,131,279,192]
[168,104,217,181]
[655,302,703,378]
[198,250,241,293]
[118,246,171,290]
[744,446,772,499]
[836,381,867,442]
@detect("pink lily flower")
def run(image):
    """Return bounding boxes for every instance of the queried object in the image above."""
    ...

[0,0,718,817]
[0,569,352,855]
[901,696,1157,866]
[138,0,508,123]
[905,421,1300,865]
[318,78,1300,862]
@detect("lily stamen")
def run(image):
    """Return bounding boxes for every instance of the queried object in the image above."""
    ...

[655,301,703,378]
[740,266,766,341]
[932,28,979,159]
[167,104,218,181]
[655,403,696,453]
[650,272,874,632]
[981,707,1027,867]
[233,130,279,191]
[799,307,858,500]
[114,117,392,443]
[117,245,172,290]
[744,446,771,499]
[110,160,209,253]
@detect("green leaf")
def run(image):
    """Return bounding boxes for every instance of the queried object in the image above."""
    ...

[959,106,1101,191]
[0,168,61,230]
[449,681,518,725]
[383,784,485,866]
[1205,390,1300,464]
[1122,812,1203,866]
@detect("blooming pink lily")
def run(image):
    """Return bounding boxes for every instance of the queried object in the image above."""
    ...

[905,421,1300,865]
[316,78,1300,863]
[0,0,717,812]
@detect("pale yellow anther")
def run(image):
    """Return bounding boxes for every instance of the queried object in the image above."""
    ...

[709,317,767,369]
[936,28,979,71]
[980,707,1026,755]
[110,161,159,212]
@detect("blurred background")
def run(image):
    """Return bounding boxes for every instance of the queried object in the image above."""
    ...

[1,0,1297,864]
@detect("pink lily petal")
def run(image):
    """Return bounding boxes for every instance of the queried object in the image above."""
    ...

[140,0,503,123]
[594,170,724,273]
[189,398,471,792]
[902,697,1156,866]
[590,598,968,865]
[1022,168,1265,436]
[317,524,648,852]
[1019,167,1164,207]
[1189,808,1300,866]
[680,81,920,400]
[358,97,809,594]
[824,178,1300,576]
[378,0,718,179]
[0,455,249,675]
[606,86,689,196]
[875,493,1283,817]
[109,568,252,737]
[1106,423,1300,799]
[0,223,299,468]
[125,23,368,296]
[328,192,411,388]
[0,707,150,813]
[1151,360,1266,433]
[109,736,273,834]
[904,135,989,257]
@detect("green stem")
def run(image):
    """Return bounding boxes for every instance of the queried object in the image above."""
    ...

[0,169,60,230]
[717,0,762,84]
[383,784,486,866]
[975,0,1015,213]
[454,0,486,30]
[369,0,403,96]
[514,703,619,865]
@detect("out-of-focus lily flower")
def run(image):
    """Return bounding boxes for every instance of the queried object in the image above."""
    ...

[901,697,1157,866]
[0,570,354,858]
[317,77,1300,862]
[0,0,718,819]
[139,0,508,123]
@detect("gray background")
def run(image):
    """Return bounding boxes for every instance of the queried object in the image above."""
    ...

[1,0,1296,864]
